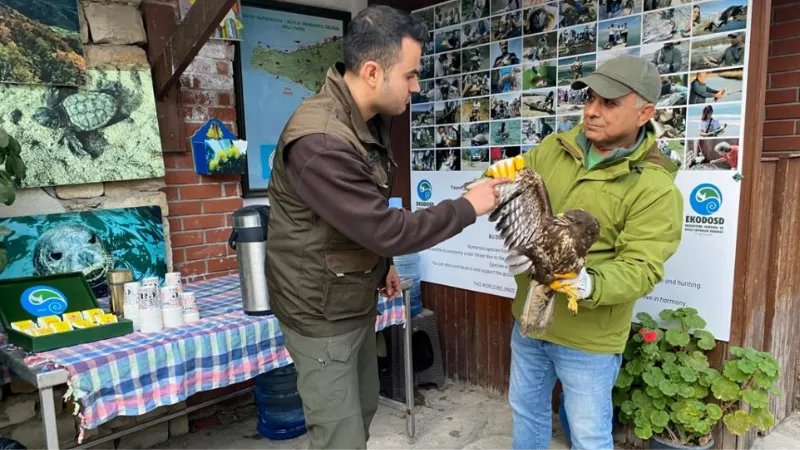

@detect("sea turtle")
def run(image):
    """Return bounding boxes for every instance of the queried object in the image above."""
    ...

[33,81,131,158]
[33,224,114,298]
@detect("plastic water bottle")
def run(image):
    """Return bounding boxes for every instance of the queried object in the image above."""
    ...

[389,197,423,317]
[254,364,307,440]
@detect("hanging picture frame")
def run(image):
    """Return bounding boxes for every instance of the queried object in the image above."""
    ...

[234,0,351,198]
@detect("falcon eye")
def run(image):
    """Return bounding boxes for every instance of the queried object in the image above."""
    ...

[88,234,97,244]
[51,252,63,261]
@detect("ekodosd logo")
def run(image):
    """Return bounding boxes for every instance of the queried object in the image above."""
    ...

[690,183,722,216]
[416,179,434,208]
[417,179,432,201]
[20,286,68,317]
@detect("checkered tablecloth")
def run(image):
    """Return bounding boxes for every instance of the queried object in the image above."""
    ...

[5,274,406,443]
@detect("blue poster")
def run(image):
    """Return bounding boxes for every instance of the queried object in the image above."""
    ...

[240,6,346,191]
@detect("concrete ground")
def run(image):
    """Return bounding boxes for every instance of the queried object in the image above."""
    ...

[157,380,569,449]
[157,380,799,449]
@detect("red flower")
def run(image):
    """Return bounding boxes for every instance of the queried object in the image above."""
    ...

[643,331,658,343]
[638,328,645,335]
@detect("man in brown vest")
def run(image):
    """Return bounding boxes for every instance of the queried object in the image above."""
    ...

[265,5,507,449]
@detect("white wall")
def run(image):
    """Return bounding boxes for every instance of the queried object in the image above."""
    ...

[243,0,368,207]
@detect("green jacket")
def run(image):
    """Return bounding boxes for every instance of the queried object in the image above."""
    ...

[489,122,683,354]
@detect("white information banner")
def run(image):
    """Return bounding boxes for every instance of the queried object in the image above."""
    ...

[409,0,754,342]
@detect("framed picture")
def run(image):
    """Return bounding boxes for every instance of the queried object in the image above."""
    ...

[235,0,351,198]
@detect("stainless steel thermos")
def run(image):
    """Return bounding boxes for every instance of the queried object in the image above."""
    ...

[228,205,271,316]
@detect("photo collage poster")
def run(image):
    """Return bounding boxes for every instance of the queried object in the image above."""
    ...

[409,0,752,340]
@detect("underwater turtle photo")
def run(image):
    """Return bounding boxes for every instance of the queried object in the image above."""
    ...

[32,79,140,159]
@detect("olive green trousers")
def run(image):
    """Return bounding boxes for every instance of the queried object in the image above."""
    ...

[281,323,379,449]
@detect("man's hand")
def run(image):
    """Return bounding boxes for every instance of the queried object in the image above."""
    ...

[379,265,401,299]
[550,268,593,314]
[463,177,509,216]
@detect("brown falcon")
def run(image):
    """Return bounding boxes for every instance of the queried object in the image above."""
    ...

[466,158,601,335]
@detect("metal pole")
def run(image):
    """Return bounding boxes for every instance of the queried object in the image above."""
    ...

[403,286,415,438]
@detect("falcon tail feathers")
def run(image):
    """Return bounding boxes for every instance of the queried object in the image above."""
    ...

[519,280,556,336]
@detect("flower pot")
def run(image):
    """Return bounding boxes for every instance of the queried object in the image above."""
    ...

[649,435,715,450]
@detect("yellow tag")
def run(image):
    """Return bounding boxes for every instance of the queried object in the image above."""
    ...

[37,316,62,328]
[62,312,83,323]
[82,309,105,322]
[34,327,55,336]
[49,322,74,333]
[97,314,118,325]
[20,327,39,336]
[11,320,36,331]
[71,319,97,329]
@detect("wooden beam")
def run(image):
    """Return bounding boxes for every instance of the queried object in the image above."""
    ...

[151,0,237,99]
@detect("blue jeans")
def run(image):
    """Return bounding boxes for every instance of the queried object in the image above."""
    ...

[509,321,622,450]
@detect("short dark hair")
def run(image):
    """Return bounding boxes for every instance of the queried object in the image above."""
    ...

[343,5,428,73]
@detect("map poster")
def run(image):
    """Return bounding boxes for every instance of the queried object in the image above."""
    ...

[409,0,753,342]
[238,2,349,196]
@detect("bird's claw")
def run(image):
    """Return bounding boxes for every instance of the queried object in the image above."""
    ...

[549,276,580,315]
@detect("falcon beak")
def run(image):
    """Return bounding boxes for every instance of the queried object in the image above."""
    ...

[554,213,566,226]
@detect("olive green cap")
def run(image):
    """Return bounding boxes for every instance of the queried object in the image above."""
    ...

[570,54,661,104]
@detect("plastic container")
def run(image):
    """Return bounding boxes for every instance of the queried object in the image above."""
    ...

[389,198,423,317]
[254,364,307,440]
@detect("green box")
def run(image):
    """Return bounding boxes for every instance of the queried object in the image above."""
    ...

[0,272,133,352]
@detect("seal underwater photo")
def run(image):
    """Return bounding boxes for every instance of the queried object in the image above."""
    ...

[33,224,114,298]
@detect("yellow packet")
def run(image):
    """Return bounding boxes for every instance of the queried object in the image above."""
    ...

[82,309,104,323]
[34,327,55,336]
[20,327,39,336]
[10,320,36,332]
[71,319,97,329]
[37,315,62,328]
[97,314,118,325]
[49,322,74,333]
[62,312,84,323]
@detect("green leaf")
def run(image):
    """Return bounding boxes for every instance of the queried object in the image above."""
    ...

[634,424,653,440]
[636,312,658,329]
[711,377,741,402]
[650,410,670,428]
[626,359,646,376]
[679,366,698,383]
[621,400,635,416]
[632,389,652,408]
[757,358,780,378]
[742,389,769,409]
[659,379,678,397]
[662,361,679,378]
[659,309,677,321]
[663,353,677,363]
[706,403,723,421]
[0,128,8,149]
[653,396,668,410]
[701,368,722,387]
[634,412,651,429]
[0,177,15,206]
[694,385,709,399]
[7,153,26,181]
[686,351,711,371]
[737,358,758,375]
[684,313,707,330]
[678,384,696,399]
[643,367,664,387]
[646,386,664,399]
[723,410,752,435]
[613,389,629,407]
[7,137,20,156]
[693,330,716,350]
[615,369,634,389]
[724,360,751,383]
[729,347,747,358]
[666,328,691,347]
[749,407,775,431]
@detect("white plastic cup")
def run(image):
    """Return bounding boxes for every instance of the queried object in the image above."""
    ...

[180,292,198,314]
[161,285,181,309]
[183,312,200,323]
[139,308,163,333]
[161,307,184,327]
[165,272,183,293]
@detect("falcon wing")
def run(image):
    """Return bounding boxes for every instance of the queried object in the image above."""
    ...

[487,168,553,273]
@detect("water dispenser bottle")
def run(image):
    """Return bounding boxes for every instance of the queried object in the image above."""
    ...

[389,197,423,317]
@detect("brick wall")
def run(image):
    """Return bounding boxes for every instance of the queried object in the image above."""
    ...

[146,0,244,283]
[765,0,800,154]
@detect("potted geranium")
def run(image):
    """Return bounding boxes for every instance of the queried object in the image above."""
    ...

[613,307,781,449]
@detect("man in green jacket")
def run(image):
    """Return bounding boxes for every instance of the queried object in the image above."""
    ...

[482,54,683,449]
